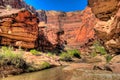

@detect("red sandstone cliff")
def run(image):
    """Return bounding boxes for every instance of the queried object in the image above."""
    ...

[0,9,39,48]
[88,0,120,54]
[38,7,96,49]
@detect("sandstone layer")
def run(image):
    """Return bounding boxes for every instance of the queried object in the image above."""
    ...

[0,9,39,48]
[38,7,96,49]
[0,0,36,13]
[89,0,120,54]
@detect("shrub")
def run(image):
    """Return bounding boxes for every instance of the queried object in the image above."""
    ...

[106,55,113,63]
[0,46,26,68]
[67,49,81,58]
[93,41,107,55]
[60,52,72,61]
[30,49,40,55]
[91,51,97,57]
[41,62,51,69]
[0,46,22,59]
[47,52,54,57]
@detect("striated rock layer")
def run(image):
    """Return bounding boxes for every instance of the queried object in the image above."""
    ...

[88,0,119,21]
[89,0,120,54]
[0,0,36,13]
[38,7,96,49]
[0,9,39,48]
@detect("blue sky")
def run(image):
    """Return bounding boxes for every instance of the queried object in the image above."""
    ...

[24,0,88,12]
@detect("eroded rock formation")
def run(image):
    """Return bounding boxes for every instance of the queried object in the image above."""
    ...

[38,7,96,49]
[0,9,39,48]
[89,0,120,54]
[88,0,119,21]
[0,0,36,13]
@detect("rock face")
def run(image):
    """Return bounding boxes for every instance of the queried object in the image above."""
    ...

[0,9,39,48]
[38,7,96,49]
[0,0,36,13]
[89,0,120,54]
[88,0,119,21]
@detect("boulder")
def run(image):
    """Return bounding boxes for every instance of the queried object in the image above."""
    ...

[106,63,120,73]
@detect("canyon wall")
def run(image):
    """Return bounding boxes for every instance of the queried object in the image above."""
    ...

[38,7,96,49]
[0,1,39,48]
[88,0,120,54]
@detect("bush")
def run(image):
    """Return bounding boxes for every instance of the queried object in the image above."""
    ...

[47,52,54,57]
[60,52,72,61]
[0,46,22,59]
[106,55,113,63]
[41,62,51,69]
[93,41,107,55]
[0,46,26,68]
[67,49,81,58]
[30,49,40,55]
[91,51,97,57]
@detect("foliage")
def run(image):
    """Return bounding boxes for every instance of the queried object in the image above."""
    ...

[91,51,97,57]
[47,52,54,57]
[0,46,22,59]
[93,41,107,55]
[106,55,113,63]
[0,46,26,68]
[41,62,51,69]
[60,52,72,61]
[30,49,41,55]
[67,49,81,58]
[60,49,81,61]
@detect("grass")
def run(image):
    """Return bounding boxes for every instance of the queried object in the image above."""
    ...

[41,61,51,69]
[0,46,26,68]
[26,61,51,72]
[30,49,41,55]
[60,49,81,61]
[91,51,97,57]
[0,46,22,59]
[47,52,54,57]
[106,55,113,63]
[60,52,72,61]
[93,41,107,55]
[67,49,81,58]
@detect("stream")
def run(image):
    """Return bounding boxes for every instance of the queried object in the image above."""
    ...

[1,66,120,80]
[1,67,67,80]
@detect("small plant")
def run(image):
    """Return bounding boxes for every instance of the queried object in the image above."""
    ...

[0,46,26,68]
[91,51,97,57]
[30,49,40,55]
[67,49,81,58]
[41,61,51,69]
[0,46,22,59]
[93,41,107,55]
[60,52,72,61]
[106,55,113,63]
[47,52,54,57]
[6,5,12,11]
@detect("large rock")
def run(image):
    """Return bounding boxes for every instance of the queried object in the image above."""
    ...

[89,0,120,54]
[106,63,120,73]
[0,9,39,48]
[88,0,119,21]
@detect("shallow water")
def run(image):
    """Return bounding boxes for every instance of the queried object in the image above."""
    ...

[1,67,66,80]
[1,66,120,80]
